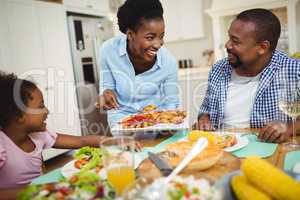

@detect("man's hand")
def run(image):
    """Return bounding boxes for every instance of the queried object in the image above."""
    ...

[193,114,214,131]
[258,121,291,143]
[95,89,119,110]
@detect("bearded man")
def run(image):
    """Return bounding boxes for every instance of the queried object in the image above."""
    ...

[196,8,300,144]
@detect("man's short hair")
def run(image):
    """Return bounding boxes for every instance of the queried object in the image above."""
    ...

[236,8,281,52]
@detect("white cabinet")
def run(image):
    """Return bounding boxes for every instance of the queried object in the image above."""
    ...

[178,68,210,126]
[0,0,81,160]
[161,0,204,42]
[63,0,110,16]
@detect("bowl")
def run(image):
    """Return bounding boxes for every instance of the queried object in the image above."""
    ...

[123,174,224,200]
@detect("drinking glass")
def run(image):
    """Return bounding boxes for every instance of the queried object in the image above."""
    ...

[100,136,136,196]
[278,80,300,149]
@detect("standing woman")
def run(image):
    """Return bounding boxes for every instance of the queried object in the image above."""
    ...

[97,0,179,128]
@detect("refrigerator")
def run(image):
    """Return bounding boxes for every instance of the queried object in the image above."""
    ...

[67,14,114,136]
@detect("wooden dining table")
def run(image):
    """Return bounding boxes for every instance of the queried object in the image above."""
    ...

[136,129,300,181]
[33,128,300,185]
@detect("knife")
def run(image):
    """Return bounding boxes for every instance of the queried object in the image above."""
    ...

[148,152,173,176]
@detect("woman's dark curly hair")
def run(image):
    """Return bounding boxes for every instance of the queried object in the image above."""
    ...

[117,0,164,34]
[0,71,37,128]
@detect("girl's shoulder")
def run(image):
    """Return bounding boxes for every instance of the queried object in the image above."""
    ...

[29,129,58,149]
[0,131,8,168]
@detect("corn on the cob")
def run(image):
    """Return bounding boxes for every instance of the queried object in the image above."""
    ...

[242,156,300,200]
[231,175,271,200]
[188,130,216,143]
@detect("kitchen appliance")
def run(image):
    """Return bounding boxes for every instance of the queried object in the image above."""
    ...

[67,14,113,136]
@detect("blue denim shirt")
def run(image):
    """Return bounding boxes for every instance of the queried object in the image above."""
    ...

[98,35,179,126]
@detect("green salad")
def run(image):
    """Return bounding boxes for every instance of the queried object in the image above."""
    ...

[17,171,115,200]
[73,147,103,172]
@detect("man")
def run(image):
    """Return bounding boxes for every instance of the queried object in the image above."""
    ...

[196,8,300,143]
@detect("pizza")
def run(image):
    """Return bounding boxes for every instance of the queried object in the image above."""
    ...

[119,110,187,129]
[163,141,223,170]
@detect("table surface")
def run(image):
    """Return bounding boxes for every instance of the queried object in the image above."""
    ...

[137,129,300,180]
[33,129,300,184]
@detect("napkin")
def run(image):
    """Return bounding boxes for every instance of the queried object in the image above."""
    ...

[232,135,278,158]
[31,168,63,185]
[284,150,300,171]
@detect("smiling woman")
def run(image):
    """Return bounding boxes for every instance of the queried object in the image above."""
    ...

[97,0,180,129]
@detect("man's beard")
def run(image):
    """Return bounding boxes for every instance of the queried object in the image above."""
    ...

[227,49,243,68]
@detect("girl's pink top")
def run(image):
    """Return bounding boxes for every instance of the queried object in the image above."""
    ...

[0,129,57,188]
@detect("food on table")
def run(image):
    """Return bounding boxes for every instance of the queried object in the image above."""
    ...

[119,110,187,129]
[73,147,102,172]
[142,104,157,112]
[231,175,271,200]
[126,176,222,200]
[231,156,300,200]
[164,141,223,170]
[17,171,115,200]
[120,113,157,128]
[188,130,237,148]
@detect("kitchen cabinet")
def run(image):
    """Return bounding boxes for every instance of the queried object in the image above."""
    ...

[160,0,204,42]
[0,0,81,160]
[206,0,300,60]
[63,0,110,16]
[178,68,210,126]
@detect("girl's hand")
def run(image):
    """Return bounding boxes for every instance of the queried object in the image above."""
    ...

[95,89,119,110]
[134,141,143,152]
[99,136,142,152]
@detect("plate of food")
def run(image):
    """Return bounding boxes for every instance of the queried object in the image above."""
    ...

[123,175,223,200]
[215,156,300,200]
[187,131,249,152]
[61,147,104,178]
[111,108,188,133]
[18,171,115,200]
[61,146,144,178]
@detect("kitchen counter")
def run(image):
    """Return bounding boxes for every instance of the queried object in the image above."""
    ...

[178,67,211,80]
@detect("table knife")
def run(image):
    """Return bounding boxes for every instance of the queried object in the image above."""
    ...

[148,152,173,176]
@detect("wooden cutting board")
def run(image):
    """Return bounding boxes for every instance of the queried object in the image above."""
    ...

[137,151,240,181]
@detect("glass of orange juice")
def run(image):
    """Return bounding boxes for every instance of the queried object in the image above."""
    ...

[100,136,136,196]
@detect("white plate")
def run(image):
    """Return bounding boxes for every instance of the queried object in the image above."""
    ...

[223,135,249,152]
[61,153,145,178]
[212,132,249,152]
[293,161,300,174]
[110,113,189,133]
[178,132,249,152]
[61,160,106,178]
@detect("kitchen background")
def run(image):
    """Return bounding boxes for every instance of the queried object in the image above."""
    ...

[0,0,299,159]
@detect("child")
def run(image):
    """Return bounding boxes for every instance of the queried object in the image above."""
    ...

[0,71,140,199]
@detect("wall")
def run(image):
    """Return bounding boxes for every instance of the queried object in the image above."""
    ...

[163,0,214,68]
[211,0,285,12]
[297,1,300,52]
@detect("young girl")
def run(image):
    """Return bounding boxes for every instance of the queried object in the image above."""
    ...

[0,72,139,199]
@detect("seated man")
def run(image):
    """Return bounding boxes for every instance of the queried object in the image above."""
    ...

[196,8,300,143]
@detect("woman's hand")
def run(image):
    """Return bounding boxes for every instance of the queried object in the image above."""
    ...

[96,89,119,110]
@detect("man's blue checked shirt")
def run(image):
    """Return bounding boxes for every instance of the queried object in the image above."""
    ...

[198,50,300,128]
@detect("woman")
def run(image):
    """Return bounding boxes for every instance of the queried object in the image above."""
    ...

[97,0,179,128]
